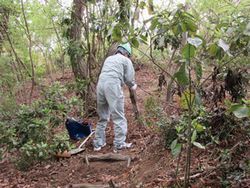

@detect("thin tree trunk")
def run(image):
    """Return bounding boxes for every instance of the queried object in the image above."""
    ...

[85,3,91,80]
[51,17,65,77]
[21,0,35,104]
[184,69,192,188]
[84,3,92,113]
[0,8,9,53]
[131,0,139,28]
[166,48,178,102]
[4,27,31,78]
[117,0,130,22]
[0,9,29,80]
[10,60,21,82]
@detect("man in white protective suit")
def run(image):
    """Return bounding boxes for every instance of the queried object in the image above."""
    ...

[93,43,137,153]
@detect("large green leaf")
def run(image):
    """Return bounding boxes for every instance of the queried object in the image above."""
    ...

[172,24,182,35]
[183,12,196,20]
[174,62,189,86]
[112,25,122,41]
[139,34,148,45]
[185,19,198,32]
[150,18,159,30]
[218,39,229,52]
[182,44,196,60]
[193,141,205,149]
[230,104,250,118]
[170,139,182,157]
[140,34,147,42]
[140,35,147,44]
[191,130,197,143]
[187,37,203,48]
[242,99,250,105]
[131,37,139,48]
[192,119,205,132]
[181,23,187,32]
[208,43,219,56]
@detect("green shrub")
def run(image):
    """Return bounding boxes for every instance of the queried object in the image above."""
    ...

[0,94,17,121]
[144,96,177,147]
[1,83,80,170]
[144,94,249,158]
[50,132,73,154]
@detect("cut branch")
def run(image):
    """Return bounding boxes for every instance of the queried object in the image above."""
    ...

[179,166,217,182]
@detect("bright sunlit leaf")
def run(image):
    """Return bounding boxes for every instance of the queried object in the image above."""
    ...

[187,37,203,48]
[218,39,229,52]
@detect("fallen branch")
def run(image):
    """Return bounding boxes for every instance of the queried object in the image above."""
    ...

[179,167,217,181]
[85,153,131,167]
[215,141,243,162]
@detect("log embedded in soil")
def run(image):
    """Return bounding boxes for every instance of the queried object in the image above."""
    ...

[66,183,110,188]
[67,180,118,188]
[85,153,131,167]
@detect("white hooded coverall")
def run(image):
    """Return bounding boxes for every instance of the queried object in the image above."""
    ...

[93,53,136,148]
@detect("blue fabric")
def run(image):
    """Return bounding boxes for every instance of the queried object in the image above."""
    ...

[65,118,92,140]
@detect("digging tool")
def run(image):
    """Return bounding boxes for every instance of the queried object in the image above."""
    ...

[129,88,140,119]
[56,131,95,158]
[69,130,95,155]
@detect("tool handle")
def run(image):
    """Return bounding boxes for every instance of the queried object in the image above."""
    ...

[78,131,95,148]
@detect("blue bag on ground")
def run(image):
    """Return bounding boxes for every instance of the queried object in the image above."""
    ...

[65,118,92,140]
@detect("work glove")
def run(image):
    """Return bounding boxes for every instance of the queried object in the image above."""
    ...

[131,84,137,91]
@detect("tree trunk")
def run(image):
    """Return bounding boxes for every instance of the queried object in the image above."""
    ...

[0,9,29,80]
[69,0,87,80]
[21,0,36,104]
[51,15,65,77]
[0,8,9,54]
[117,0,130,22]
[4,28,31,78]
[69,0,97,115]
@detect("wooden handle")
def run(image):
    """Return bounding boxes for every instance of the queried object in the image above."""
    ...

[129,88,139,119]
[78,131,95,148]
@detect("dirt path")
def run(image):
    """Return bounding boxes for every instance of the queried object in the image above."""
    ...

[0,66,176,187]
[1,65,249,187]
